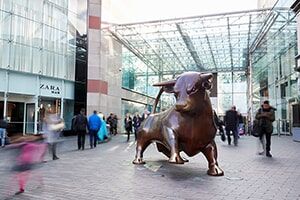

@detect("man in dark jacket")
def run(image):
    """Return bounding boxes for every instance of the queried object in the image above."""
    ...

[73,108,88,150]
[255,100,275,157]
[224,106,239,146]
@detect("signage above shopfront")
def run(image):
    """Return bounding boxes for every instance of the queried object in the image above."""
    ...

[39,78,62,98]
[40,84,60,95]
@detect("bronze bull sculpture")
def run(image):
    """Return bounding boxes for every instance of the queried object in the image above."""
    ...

[133,72,224,176]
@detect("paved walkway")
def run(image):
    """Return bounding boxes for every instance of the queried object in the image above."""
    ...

[0,134,299,200]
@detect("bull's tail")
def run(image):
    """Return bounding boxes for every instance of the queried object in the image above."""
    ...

[152,87,164,114]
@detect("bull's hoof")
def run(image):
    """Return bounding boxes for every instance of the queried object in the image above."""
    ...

[132,158,145,165]
[168,155,185,164]
[182,157,189,163]
[207,165,224,176]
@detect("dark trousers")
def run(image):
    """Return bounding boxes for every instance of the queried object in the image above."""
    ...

[126,128,132,142]
[77,131,86,150]
[134,127,138,141]
[260,129,272,152]
[89,130,98,148]
[49,143,58,159]
[226,127,238,145]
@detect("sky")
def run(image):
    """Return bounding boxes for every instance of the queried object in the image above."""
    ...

[102,0,259,24]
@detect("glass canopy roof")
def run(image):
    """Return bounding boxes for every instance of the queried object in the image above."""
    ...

[106,8,294,76]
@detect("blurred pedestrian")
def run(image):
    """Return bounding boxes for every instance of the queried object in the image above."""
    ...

[141,109,150,122]
[88,110,101,148]
[112,114,118,135]
[255,100,276,157]
[224,106,239,146]
[124,113,133,142]
[133,113,142,141]
[73,108,88,150]
[44,110,64,160]
[0,116,8,147]
[213,110,225,142]
[8,135,47,195]
[107,113,114,135]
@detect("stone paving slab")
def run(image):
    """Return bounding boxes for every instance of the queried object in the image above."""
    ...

[0,134,299,200]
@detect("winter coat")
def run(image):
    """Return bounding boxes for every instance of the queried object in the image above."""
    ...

[88,114,102,131]
[255,106,275,134]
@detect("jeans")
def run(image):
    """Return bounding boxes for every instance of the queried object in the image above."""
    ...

[0,128,5,147]
[226,127,238,145]
[89,130,98,148]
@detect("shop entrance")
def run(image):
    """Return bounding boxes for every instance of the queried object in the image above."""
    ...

[25,103,35,134]
[0,101,24,136]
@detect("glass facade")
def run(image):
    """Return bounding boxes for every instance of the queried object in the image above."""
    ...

[0,0,87,80]
[250,1,297,134]
[0,0,88,134]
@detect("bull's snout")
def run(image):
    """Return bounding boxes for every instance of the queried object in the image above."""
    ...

[175,103,186,111]
[202,73,213,90]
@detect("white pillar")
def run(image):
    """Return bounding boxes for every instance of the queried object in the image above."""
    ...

[60,80,64,119]
[3,93,7,118]
[34,76,40,134]
[23,103,26,135]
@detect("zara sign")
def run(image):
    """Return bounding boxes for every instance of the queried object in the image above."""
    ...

[40,84,60,95]
[39,79,62,97]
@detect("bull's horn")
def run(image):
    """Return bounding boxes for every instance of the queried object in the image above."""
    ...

[153,79,176,87]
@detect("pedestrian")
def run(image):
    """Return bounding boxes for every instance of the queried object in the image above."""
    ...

[9,134,47,195]
[73,108,88,150]
[88,110,101,148]
[237,112,244,136]
[44,110,64,160]
[224,106,239,146]
[141,109,150,122]
[124,113,133,142]
[213,110,225,142]
[112,114,118,135]
[133,113,142,141]
[0,116,8,147]
[107,113,114,135]
[255,100,276,157]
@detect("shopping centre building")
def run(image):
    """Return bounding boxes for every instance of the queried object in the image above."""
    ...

[0,0,299,136]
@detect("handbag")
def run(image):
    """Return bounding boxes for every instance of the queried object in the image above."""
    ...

[49,121,65,131]
[251,120,261,137]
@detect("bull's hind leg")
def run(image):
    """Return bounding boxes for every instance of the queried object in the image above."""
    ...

[202,141,224,176]
[157,143,189,162]
[163,127,185,164]
[132,139,151,165]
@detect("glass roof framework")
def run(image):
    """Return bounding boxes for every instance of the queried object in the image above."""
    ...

[107,8,294,76]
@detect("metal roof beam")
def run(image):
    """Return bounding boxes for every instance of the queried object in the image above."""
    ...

[160,34,187,71]
[176,23,205,71]
[108,30,159,74]
[125,26,175,71]
[227,17,234,70]
[205,35,217,71]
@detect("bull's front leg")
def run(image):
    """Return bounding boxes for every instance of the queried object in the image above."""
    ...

[163,127,184,164]
[132,137,151,165]
[202,141,224,176]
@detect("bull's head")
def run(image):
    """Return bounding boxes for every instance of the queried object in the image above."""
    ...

[153,72,213,113]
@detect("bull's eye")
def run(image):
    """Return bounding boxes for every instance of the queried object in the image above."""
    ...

[187,87,197,95]
[174,92,179,99]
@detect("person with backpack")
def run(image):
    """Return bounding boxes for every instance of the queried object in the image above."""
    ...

[255,100,276,157]
[73,108,88,150]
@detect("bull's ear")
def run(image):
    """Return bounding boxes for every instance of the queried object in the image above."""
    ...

[153,79,176,93]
